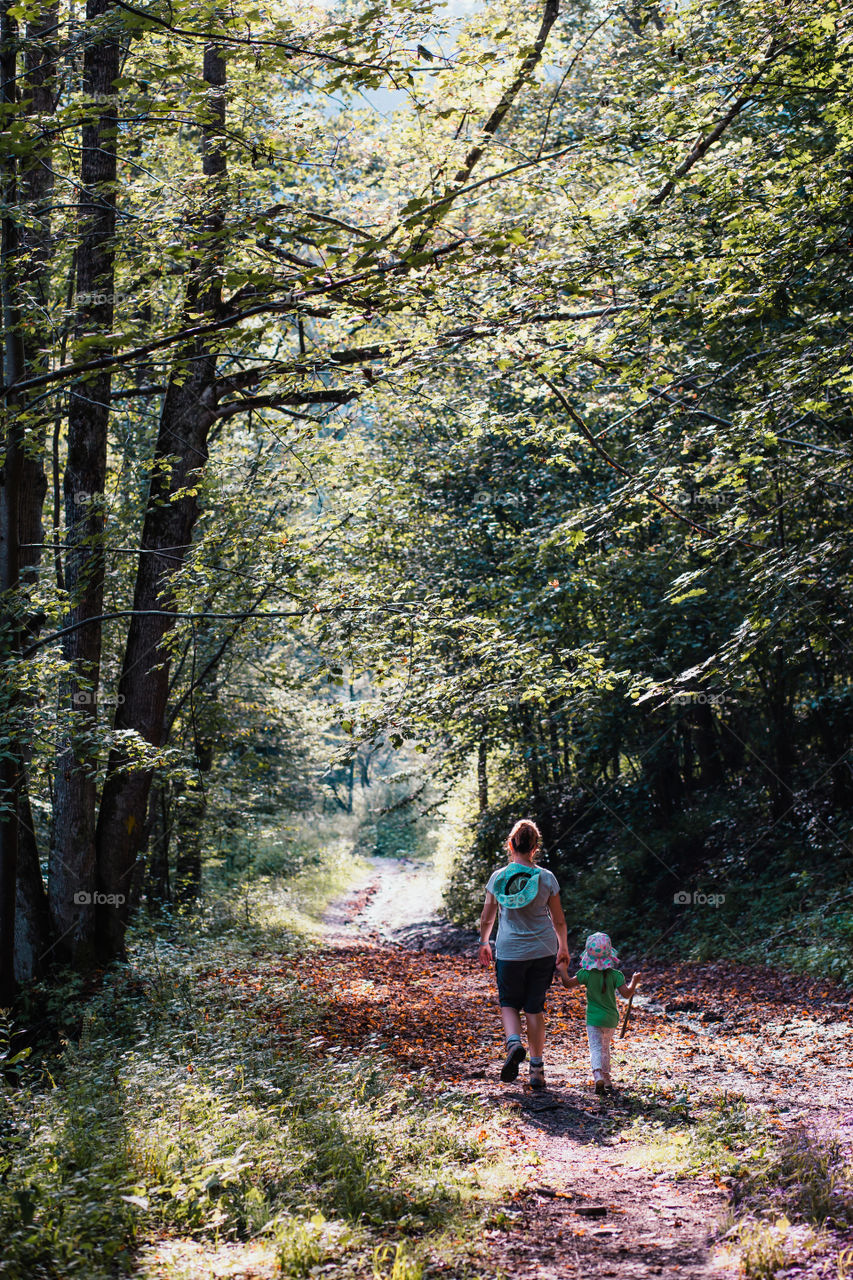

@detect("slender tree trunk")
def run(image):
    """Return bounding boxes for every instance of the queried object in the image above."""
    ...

[804,639,853,808]
[95,37,227,958]
[144,780,172,908]
[477,738,488,812]
[547,708,561,787]
[359,746,371,790]
[174,738,212,904]
[518,708,543,798]
[48,0,119,967]
[13,0,58,980]
[769,655,795,821]
[561,726,571,781]
[693,700,724,788]
[0,0,25,1002]
[15,791,50,980]
[18,1,55,597]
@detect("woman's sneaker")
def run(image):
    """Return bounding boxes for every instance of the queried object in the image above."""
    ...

[500,1040,526,1082]
[529,1064,546,1091]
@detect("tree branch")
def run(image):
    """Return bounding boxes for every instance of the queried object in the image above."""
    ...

[649,40,787,207]
[211,389,357,421]
[535,369,760,550]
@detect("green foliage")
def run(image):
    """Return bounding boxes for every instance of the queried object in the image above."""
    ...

[277,1215,352,1278]
[298,0,853,981]
[372,1240,424,1280]
[678,1095,774,1181]
[626,1090,772,1180]
[629,1093,853,1277]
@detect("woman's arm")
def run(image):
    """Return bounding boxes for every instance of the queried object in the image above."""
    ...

[478,892,498,966]
[548,893,570,967]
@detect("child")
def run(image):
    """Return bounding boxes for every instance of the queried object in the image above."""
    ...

[557,931,640,1095]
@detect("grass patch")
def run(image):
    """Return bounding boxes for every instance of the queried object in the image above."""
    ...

[0,852,491,1280]
[730,1216,820,1280]
[732,1125,853,1228]
[624,1091,773,1180]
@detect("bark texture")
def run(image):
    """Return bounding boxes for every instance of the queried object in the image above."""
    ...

[95,40,227,957]
[48,0,119,966]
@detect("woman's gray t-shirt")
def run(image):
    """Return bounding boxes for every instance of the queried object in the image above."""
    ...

[485,865,560,960]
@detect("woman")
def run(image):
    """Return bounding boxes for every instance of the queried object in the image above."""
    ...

[478,819,569,1089]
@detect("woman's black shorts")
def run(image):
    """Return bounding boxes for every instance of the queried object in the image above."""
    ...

[494,954,556,1013]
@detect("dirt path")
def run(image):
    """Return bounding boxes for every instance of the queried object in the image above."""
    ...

[303,858,853,1280]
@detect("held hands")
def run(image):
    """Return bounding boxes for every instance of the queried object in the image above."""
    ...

[555,961,579,989]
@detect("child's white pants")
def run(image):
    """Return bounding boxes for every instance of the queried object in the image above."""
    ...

[586,1025,614,1075]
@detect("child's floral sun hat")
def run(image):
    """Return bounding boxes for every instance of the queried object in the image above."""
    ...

[580,931,620,971]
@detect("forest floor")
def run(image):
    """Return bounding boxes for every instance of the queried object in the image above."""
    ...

[140,858,853,1280]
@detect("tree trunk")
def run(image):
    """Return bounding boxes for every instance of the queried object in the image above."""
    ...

[518,708,543,798]
[12,0,58,980]
[0,0,26,1002]
[174,739,213,904]
[48,0,119,968]
[95,37,227,958]
[693,700,724,788]
[768,654,795,821]
[477,738,488,812]
[18,0,55,599]
[14,791,51,981]
[144,781,172,908]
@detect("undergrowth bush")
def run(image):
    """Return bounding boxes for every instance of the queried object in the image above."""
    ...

[626,1094,853,1278]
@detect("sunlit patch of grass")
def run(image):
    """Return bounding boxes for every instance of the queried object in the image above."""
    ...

[372,1240,424,1280]
[729,1215,821,1280]
[274,1214,353,1278]
[624,1091,773,1180]
[626,1097,853,1280]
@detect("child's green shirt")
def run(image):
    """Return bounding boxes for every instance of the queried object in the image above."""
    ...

[577,968,625,1028]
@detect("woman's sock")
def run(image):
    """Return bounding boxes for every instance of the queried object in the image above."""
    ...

[529,1056,543,1068]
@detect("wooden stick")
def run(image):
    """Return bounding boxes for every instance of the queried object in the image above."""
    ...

[620,991,635,1039]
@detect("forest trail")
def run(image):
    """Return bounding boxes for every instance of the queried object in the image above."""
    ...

[296,858,853,1280]
[145,861,853,1280]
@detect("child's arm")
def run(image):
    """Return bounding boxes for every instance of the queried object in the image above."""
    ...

[556,961,581,990]
[616,972,641,997]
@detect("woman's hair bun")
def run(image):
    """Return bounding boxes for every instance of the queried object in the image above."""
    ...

[507,818,542,859]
